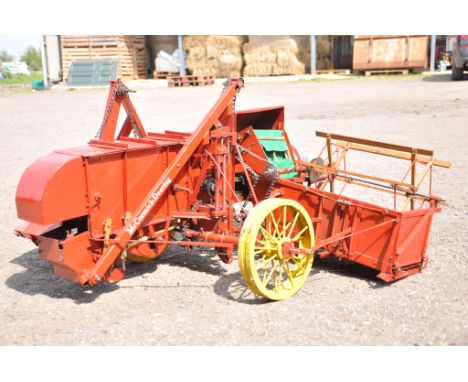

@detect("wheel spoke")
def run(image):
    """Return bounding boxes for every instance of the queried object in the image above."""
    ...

[284,261,295,289]
[282,221,293,238]
[291,256,306,272]
[282,206,287,236]
[287,212,300,238]
[291,226,309,242]
[255,246,275,251]
[278,262,284,287]
[260,225,277,243]
[255,237,268,246]
[263,261,276,286]
[255,238,271,248]
[256,256,275,270]
[273,266,278,291]
[269,212,280,237]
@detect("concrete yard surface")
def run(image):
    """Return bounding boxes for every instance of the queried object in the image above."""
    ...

[0,74,467,345]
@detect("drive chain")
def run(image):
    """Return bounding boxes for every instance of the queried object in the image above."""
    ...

[94,81,137,140]
[235,144,278,205]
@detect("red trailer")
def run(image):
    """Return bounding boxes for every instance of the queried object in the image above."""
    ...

[15,78,450,300]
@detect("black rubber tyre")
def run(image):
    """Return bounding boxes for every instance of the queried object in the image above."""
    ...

[451,65,464,81]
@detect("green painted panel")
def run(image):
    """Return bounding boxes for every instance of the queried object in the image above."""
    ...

[254,129,297,178]
[254,129,289,151]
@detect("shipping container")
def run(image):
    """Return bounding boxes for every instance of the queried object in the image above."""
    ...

[353,35,429,71]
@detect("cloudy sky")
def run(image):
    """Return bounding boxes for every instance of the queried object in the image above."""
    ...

[0,35,41,59]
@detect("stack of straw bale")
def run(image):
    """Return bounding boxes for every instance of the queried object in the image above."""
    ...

[183,35,244,77]
[315,36,333,70]
[243,36,305,76]
[291,35,310,72]
[291,35,334,72]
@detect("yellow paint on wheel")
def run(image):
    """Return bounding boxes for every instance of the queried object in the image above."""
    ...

[238,208,263,295]
[238,198,315,300]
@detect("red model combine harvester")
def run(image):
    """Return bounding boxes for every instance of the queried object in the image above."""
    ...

[15,78,450,300]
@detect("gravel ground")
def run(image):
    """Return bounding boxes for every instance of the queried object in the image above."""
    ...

[0,74,467,345]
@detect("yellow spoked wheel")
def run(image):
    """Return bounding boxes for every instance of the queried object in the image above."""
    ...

[238,198,315,300]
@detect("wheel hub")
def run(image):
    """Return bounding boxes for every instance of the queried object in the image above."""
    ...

[279,238,294,260]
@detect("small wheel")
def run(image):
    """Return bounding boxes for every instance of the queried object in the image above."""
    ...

[126,224,174,262]
[126,242,168,263]
[238,198,315,300]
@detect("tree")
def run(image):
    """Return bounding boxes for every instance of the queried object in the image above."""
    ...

[0,50,13,62]
[21,46,42,71]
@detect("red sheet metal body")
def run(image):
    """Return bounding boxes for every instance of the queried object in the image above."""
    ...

[16,136,191,282]
[277,180,438,281]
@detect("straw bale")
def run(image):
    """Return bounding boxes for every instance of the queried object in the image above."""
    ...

[291,35,310,71]
[183,35,244,77]
[243,38,298,55]
[243,63,273,77]
[184,35,244,50]
[248,36,289,44]
[183,36,206,49]
[243,36,305,76]
[291,35,335,71]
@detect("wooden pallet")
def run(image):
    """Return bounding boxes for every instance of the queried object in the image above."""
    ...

[359,69,410,76]
[316,69,351,75]
[153,71,178,79]
[167,75,215,87]
[60,35,148,82]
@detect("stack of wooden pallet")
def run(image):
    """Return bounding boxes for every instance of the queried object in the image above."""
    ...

[167,75,215,87]
[60,35,148,82]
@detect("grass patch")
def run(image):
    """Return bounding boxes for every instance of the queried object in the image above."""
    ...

[296,72,429,84]
[297,76,356,83]
[361,72,426,80]
[0,71,43,86]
